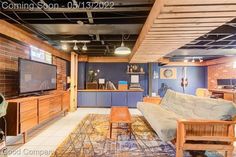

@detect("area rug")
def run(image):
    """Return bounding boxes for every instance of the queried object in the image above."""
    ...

[50,114,224,157]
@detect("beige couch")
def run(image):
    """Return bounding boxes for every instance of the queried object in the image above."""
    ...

[137,89,236,156]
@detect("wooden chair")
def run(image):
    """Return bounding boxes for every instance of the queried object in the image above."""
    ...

[195,88,210,97]
[176,119,236,157]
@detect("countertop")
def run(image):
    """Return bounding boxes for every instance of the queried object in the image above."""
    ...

[78,89,144,92]
[209,89,236,94]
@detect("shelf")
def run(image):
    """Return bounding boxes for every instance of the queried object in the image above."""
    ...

[126,72,145,75]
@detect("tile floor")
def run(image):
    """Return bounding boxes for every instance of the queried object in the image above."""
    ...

[2,108,142,157]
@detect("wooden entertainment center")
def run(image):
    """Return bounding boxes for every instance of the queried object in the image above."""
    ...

[5,91,70,143]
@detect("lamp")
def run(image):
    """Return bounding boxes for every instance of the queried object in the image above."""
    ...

[73,42,78,51]
[82,43,87,51]
[114,42,131,55]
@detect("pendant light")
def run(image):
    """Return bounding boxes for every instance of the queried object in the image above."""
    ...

[82,43,87,51]
[73,42,78,51]
[114,35,131,55]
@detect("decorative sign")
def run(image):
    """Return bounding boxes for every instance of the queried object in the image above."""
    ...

[160,68,177,79]
[30,46,52,64]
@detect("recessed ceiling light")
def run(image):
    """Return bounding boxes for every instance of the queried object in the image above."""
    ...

[192,59,195,63]
[184,59,188,63]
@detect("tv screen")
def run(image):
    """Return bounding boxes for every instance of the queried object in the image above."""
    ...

[19,58,57,94]
[217,79,232,86]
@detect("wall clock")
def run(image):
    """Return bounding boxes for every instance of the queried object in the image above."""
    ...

[160,68,177,79]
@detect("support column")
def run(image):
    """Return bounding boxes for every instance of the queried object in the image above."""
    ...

[148,63,153,96]
[70,52,78,112]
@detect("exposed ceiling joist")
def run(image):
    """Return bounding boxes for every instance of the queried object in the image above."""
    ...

[86,11,94,24]
[28,24,143,35]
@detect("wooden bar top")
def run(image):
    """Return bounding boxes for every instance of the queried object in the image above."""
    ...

[78,89,144,92]
[209,89,236,94]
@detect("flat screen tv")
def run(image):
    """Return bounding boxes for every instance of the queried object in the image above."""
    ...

[19,58,57,94]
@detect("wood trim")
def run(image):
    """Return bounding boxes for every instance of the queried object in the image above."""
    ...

[164,61,206,67]
[205,56,236,66]
[0,20,70,61]
[158,12,236,19]
[183,144,233,151]
[70,52,78,112]
[129,0,164,61]
[77,56,129,63]
[78,55,88,62]
[155,17,233,24]
[88,56,129,63]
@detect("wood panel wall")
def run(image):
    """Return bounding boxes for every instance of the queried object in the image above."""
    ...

[0,35,67,99]
[0,20,70,61]
[52,56,67,91]
[0,36,29,98]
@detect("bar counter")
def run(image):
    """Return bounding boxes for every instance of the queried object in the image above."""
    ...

[77,89,144,108]
[209,89,236,94]
[209,88,236,102]
[78,89,144,92]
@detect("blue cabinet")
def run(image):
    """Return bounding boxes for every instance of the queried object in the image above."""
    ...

[111,92,127,106]
[127,92,143,108]
[97,92,111,107]
[78,92,96,107]
[78,91,143,108]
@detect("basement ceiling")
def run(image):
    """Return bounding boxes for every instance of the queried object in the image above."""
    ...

[167,18,236,61]
[130,0,236,63]
[0,0,154,56]
[1,0,236,61]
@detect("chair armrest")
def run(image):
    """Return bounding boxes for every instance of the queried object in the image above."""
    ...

[178,119,236,125]
[143,97,162,105]
[177,119,236,144]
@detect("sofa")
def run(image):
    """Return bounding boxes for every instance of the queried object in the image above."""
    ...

[137,89,236,156]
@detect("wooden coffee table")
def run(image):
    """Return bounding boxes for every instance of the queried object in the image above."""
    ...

[109,107,132,139]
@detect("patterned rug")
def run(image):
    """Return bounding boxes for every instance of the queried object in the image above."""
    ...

[50,114,224,157]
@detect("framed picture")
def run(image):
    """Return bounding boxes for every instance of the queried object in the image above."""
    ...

[160,68,177,79]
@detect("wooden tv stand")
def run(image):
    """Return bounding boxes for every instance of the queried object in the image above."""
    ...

[5,91,70,143]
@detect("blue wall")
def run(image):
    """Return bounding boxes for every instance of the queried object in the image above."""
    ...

[85,63,149,95]
[78,62,207,97]
[152,65,207,96]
